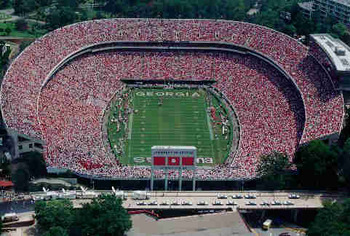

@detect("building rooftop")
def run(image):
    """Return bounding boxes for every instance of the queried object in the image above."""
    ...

[311,34,350,72]
[331,0,350,8]
[298,1,314,11]
[152,146,197,150]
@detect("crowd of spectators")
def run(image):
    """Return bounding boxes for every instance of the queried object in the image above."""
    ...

[38,51,302,179]
[0,19,344,180]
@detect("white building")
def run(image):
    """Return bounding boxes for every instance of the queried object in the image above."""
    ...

[310,34,350,103]
[298,1,315,19]
[313,0,350,25]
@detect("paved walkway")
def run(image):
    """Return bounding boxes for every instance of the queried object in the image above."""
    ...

[128,211,253,236]
[0,9,45,24]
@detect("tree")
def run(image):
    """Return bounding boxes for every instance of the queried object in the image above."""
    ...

[42,226,69,236]
[308,199,350,236]
[293,12,316,36]
[19,40,33,52]
[12,164,30,192]
[339,107,350,147]
[0,40,10,77]
[57,0,80,9]
[76,194,132,236]
[0,0,9,9]
[339,138,350,190]
[35,199,74,233]
[4,27,11,36]
[46,6,77,30]
[332,23,348,38]
[295,140,339,189]
[15,19,28,31]
[21,151,47,178]
[103,0,124,15]
[257,152,293,190]
[282,24,296,36]
[14,0,25,15]
[11,151,47,190]
[14,0,36,15]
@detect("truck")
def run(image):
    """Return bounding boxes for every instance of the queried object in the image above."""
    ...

[2,213,19,223]
[262,219,272,230]
[132,191,150,200]
[112,187,127,199]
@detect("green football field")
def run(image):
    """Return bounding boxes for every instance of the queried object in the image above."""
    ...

[108,88,231,166]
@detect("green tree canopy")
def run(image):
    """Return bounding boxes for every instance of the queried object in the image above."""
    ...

[75,194,132,236]
[257,151,293,190]
[21,151,47,178]
[14,0,37,15]
[46,6,78,30]
[19,40,34,52]
[0,0,9,9]
[12,164,30,192]
[339,138,350,190]
[15,19,28,31]
[103,0,248,20]
[35,199,74,233]
[42,226,69,236]
[339,107,350,147]
[35,195,131,235]
[308,199,350,236]
[4,27,11,36]
[295,140,339,189]
[332,23,348,38]
[0,40,11,77]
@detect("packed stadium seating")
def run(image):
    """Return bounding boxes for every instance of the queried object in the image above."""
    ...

[0,19,344,180]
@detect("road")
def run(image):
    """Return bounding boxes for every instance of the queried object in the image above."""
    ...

[1,190,337,236]
[115,191,344,210]
[0,9,46,24]
[1,190,345,211]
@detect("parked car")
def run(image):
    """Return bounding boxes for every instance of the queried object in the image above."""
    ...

[182,201,192,206]
[260,201,270,206]
[226,200,237,206]
[217,194,228,199]
[271,200,282,206]
[136,201,147,206]
[171,201,181,206]
[288,194,300,199]
[283,201,294,206]
[245,201,257,206]
[213,200,223,205]
[148,201,158,206]
[197,201,208,206]
[244,194,256,199]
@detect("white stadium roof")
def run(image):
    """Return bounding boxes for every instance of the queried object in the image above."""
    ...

[311,34,350,73]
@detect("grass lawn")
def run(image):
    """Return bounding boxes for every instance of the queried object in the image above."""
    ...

[0,22,47,38]
[108,87,232,166]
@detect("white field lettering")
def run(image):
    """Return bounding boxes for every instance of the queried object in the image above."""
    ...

[135,91,201,98]
[133,157,213,164]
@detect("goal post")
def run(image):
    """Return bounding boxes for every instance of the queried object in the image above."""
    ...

[151,146,197,191]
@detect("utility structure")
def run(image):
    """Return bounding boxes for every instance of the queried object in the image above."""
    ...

[151,146,197,191]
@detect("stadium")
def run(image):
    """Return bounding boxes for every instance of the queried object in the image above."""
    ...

[0,19,345,182]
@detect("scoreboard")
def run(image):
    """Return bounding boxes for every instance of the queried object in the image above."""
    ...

[151,146,197,191]
[151,146,196,167]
